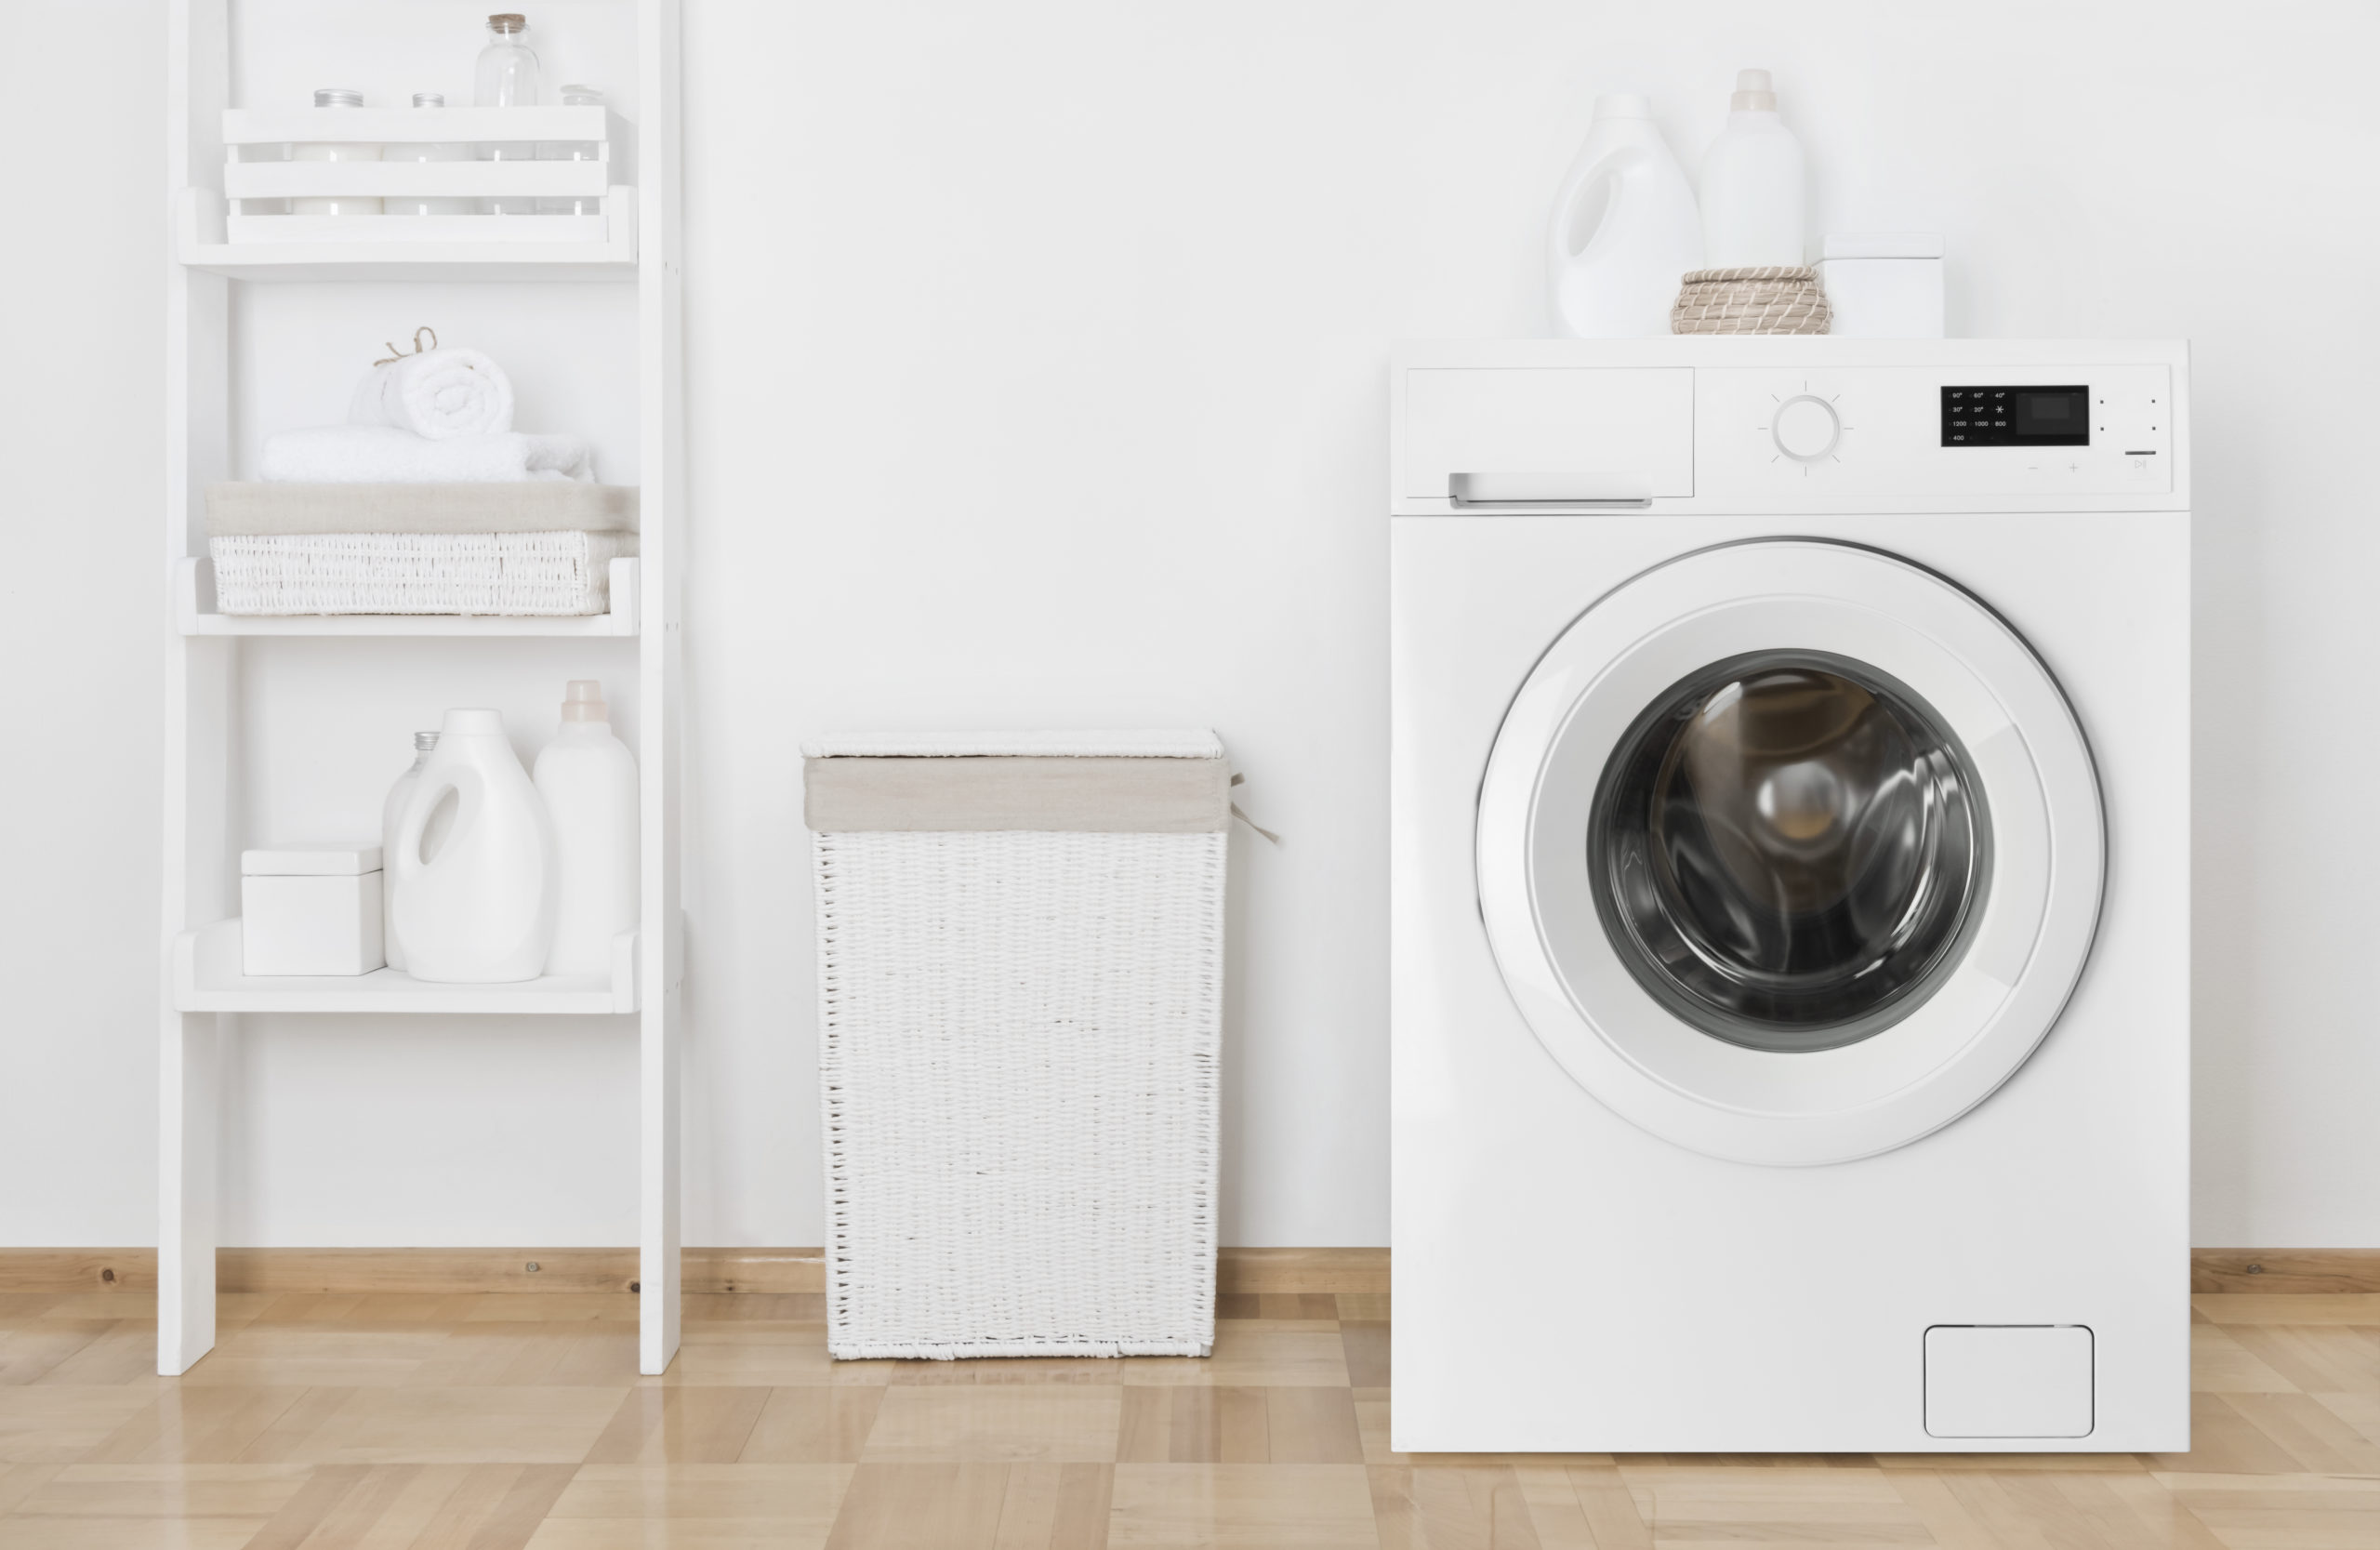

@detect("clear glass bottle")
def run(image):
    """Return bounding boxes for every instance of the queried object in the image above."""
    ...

[537,84,604,216]
[474,13,541,213]
[391,92,474,216]
[290,88,382,217]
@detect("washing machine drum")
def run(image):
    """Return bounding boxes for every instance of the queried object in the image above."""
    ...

[1477,541,2104,1166]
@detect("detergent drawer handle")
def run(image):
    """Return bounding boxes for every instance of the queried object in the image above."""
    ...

[1448,471,1653,508]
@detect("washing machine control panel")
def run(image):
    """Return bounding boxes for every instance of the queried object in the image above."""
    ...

[1391,353,2182,512]
[1697,364,2175,500]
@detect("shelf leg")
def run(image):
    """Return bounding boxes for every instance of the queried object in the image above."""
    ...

[158,1010,220,1374]
[635,0,686,1378]
[640,985,680,1373]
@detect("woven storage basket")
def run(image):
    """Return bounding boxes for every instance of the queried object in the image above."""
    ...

[804,731,1227,1359]
[1672,265,1832,336]
[209,530,633,616]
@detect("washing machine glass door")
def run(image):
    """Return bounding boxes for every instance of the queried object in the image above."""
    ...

[1592,650,1990,1054]
[1476,540,2103,1165]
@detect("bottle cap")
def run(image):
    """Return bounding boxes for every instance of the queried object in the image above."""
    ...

[562,680,609,723]
[559,84,604,105]
[412,91,445,107]
[414,730,440,752]
[313,87,365,108]
[1732,69,1777,112]
[1591,93,1653,122]
[488,13,527,33]
[442,708,506,737]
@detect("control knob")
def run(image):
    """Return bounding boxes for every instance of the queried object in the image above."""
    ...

[1772,394,1842,463]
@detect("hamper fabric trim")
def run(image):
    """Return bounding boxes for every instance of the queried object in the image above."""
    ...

[803,755,1231,833]
[802,729,1223,760]
[206,481,640,537]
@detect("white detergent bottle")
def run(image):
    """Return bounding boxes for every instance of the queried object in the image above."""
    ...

[1547,94,1704,338]
[533,681,640,976]
[1699,69,1806,267]
[390,708,556,983]
[378,730,439,972]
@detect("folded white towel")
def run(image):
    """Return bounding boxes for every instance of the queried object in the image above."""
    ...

[347,348,515,440]
[260,426,593,484]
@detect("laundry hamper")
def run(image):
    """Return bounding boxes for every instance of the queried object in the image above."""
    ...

[803,730,1228,1358]
[204,482,639,616]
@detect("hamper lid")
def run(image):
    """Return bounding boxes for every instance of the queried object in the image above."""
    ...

[801,729,1223,760]
[242,843,382,877]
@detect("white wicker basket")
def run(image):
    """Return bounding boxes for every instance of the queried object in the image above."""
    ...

[806,733,1228,1359]
[208,529,634,616]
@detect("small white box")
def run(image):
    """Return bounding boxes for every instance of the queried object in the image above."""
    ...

[1924,1324,2094,1437]
[241,844,385,976]
[1817,232,1945,338]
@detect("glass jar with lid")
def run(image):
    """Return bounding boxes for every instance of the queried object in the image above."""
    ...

[290,88,381,217]
[390,92,473,216]
[537,85,605,216]
[474,13,541,212]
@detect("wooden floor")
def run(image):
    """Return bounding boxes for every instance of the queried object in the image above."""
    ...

[0,1289,2371,1547]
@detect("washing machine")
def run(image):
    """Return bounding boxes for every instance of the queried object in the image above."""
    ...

[1389,338,2188,1452]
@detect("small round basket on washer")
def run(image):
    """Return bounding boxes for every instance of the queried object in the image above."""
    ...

[1671,265,1832,335]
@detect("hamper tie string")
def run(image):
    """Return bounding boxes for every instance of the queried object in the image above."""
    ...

[374,325,441,366]
[1229,772,1280,845]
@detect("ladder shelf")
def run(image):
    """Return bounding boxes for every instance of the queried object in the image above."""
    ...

[160,0,684,1378]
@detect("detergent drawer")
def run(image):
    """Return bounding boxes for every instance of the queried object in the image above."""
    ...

[1399,366,1695,508]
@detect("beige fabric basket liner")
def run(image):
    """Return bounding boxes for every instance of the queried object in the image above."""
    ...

[207,481,639,537]
[804,756,1229,833]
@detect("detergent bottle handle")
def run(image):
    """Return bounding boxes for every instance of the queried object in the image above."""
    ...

[391,768,475,884]
[1559,144,1646,268]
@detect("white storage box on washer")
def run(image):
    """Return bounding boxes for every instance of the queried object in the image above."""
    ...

[802,730,1229,1359]
[1815,232,1946,338]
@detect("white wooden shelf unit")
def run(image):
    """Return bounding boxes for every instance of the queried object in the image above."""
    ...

[176,920,640,1015]
[162,0,685,1376]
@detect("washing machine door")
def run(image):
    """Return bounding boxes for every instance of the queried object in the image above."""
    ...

[1477,540,2104,1166]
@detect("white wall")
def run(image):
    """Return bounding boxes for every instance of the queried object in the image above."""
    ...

[3,0,2374,1251]
[0,0,170,1243]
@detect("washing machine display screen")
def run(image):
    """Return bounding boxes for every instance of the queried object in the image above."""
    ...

[1941,385,2091,445]
[1588,652,1992,1053]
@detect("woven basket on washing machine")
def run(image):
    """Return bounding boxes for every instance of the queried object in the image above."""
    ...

[802,730,1228,1359]
[1672,265,1832,336]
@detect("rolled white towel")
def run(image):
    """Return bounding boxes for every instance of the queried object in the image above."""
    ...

[347,348,515,440]
[261,426,593,484]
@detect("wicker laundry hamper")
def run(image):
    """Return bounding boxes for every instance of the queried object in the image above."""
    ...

[203,481,639,616]
[803,730,1228,1359]
[208,530,633,616]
